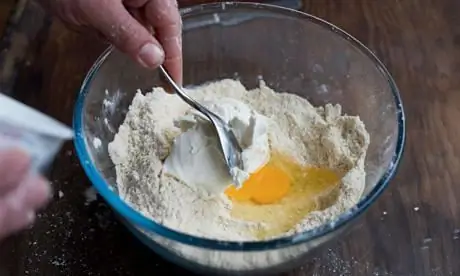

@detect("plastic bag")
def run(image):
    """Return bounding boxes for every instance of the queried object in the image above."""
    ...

[0,93,73,172]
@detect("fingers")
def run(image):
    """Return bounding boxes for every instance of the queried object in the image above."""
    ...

[124,0,149,8]
[44,0,183,86]
[145,0,183,85]
[127,7,150,30]
[80,0,165,69]
[0,150,51,239]
[0,149,30,195]
[20,175,51,211]
[0,205,35,240]
[0,175,51,239]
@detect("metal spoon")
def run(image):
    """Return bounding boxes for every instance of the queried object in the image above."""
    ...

[159,65,244,187]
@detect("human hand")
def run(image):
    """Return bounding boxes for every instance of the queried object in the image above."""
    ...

[0,149,51,240]
[39,0,183,84]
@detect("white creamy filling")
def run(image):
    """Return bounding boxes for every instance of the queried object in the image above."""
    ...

[163,98,270,194]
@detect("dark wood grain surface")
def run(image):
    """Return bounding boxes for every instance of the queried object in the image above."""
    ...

[0,0,15,35]
[0,0,459,275]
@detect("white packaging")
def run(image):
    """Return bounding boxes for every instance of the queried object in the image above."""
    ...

[0,93,74,172]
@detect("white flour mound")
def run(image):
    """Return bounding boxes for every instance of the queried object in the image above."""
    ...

[109,79,369,241]
[108,79,370,270]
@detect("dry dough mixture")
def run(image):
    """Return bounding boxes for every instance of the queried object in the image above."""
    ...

[108,79,370,241]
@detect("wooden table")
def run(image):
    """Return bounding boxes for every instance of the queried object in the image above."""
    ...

[1,0,459,275]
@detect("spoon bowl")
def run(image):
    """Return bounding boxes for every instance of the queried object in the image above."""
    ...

[159,65,245,187]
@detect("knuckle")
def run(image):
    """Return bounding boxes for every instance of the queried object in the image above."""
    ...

[110,17,149,53]
[146,0,181,25]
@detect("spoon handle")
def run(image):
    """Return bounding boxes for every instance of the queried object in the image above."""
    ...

[159,65,220,123]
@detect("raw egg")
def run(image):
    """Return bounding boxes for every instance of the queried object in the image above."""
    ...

[225,151,341,239]
[225,162,290,204]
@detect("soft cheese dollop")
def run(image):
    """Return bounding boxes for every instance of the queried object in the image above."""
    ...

[164,98,270,194]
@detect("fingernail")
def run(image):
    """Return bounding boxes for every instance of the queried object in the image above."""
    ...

[138,43,164,69]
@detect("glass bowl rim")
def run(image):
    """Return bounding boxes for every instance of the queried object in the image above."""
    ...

[73,1,406,251]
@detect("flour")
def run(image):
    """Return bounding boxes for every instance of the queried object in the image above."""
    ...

[108,79,370,270]
[164,98,270,193]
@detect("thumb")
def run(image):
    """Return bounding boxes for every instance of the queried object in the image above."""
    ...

[82,0,164,69]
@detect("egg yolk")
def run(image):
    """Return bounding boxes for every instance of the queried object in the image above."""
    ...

[225,163,291,204]
[224,151,342,239]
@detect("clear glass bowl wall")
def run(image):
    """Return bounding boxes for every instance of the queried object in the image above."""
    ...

[74,3,404,274]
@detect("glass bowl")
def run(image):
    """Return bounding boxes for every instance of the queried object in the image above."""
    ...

[73,2,405,274]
